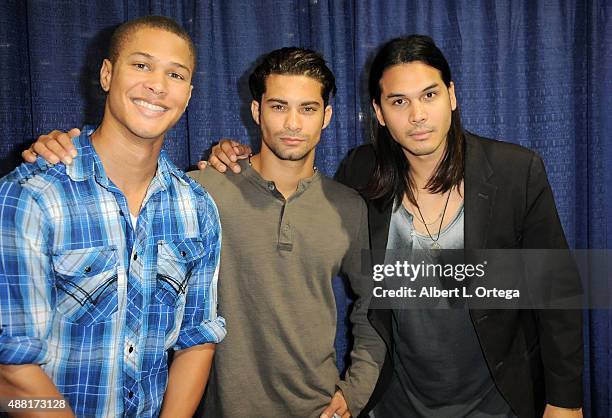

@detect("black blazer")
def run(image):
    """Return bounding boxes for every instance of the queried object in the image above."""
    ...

[336,133,583,418]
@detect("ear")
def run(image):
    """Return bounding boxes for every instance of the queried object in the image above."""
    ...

[372,99,386,126]
[322,105,333,130]
[448,81,457,111]
[250,100,261,125]
[184,85,193,111]
[100,59,113,92]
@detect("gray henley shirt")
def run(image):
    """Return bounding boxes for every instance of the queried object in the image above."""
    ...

[189,160,385,417]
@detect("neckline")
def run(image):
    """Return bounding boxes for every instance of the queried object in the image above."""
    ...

[400,202,464,239]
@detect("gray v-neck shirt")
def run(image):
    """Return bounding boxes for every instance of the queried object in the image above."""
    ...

[374,203,514,418]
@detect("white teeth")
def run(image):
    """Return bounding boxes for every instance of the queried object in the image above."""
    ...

[133,99,166,112]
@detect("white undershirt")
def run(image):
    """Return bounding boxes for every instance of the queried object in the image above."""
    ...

[130,213,138,229]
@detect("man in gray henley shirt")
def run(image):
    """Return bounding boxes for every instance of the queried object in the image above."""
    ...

[190,47,385,418]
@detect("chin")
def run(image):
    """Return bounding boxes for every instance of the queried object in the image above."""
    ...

[277,152,307,161]
[128,124,168,141]
[404,140,445,157]
[270,145,311,161]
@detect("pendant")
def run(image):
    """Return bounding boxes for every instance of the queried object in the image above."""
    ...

[431,242,441,250]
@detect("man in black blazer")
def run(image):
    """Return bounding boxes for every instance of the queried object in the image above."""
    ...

[334,36,583,418]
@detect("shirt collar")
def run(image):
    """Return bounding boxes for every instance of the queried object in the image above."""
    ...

[240,158,321,198]
[64,126,188,191]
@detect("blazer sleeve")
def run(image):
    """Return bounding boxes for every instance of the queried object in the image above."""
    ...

[334,145,375,191]
[523,153,583,408]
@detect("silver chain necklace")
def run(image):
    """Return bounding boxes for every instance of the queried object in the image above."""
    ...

[415,190,452,250]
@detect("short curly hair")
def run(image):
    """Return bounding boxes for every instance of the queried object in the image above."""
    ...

[249,47,336,106]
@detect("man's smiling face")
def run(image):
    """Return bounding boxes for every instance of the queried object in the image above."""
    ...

[100,26,194,142]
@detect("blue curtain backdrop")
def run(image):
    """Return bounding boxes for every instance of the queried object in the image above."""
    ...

[0,0,610,415]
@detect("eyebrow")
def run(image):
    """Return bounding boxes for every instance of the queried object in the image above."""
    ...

[128,52,191,74]
[266,98,322,106]
[385,83,440,98]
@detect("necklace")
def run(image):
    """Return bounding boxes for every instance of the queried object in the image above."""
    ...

[415,190,452,250]
[412,209,443,226]
[411,188,443,226]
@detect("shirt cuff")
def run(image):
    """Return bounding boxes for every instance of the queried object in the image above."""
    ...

[545,372,583,409]
[0,335,48,364]
[336,380,362,417]
[174,316,226,350]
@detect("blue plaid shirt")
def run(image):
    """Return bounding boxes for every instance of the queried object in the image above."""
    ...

[0,129,225,417]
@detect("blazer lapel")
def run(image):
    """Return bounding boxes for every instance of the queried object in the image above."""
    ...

[366,200,393,348]
[465,134,497,250]
[368,201,392,266]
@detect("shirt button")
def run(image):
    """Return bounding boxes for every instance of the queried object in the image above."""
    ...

[84,266,92,273]
[128,346,134,353]
[267,183,275,191]
[128,391,134,399]
[180,251,187,257]
[119,210,124,217]
[133,253,138,261]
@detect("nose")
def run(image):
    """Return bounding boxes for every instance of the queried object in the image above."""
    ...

[283,109,301,131]
[409,101,427,125]
[144,71,167,96]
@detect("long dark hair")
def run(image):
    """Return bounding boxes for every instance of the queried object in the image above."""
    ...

[365,35,465,209]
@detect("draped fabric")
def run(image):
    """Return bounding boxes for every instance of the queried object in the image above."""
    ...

[0,1,609,415]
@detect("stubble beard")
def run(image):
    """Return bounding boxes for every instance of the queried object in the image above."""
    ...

[265,137,311,162]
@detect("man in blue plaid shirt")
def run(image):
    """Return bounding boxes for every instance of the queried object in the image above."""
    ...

[0,16,225,417]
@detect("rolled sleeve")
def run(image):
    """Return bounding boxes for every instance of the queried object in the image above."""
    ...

[0,335,48,364]
[174,194,226,349]
[0,181,53,365]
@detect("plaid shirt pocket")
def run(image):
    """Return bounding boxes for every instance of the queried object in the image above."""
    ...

[52,246,119,326]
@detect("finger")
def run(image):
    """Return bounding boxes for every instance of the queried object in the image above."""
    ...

[21,148,38,163]
[197,160,208,170]
[35,135,73,165]
[341,413,350,418]
[54,132,77,164]
[320,398,341,418]
[31,137,60,164]
[67,127,81,138]
[63,128,81,157]
[219,140,238,162]
[230,142,252,159]
[334,403,348,416]
[212,145,241,173]
[207,154,227,173]
[32,129,73,164]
